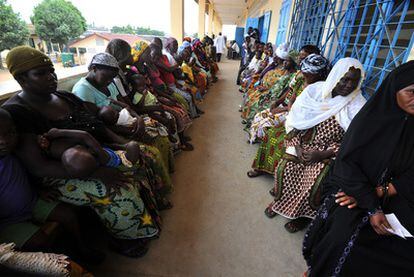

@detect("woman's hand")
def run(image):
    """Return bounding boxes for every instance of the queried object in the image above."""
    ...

[270,106,286,115]
[376,183,398,198]
[302,149,334,163]
[131,117,146,140]
[370,212,393,236]
[39,187,62,202]
[93,167,130,195]
[335,191,357,209]
[295,145,304,161]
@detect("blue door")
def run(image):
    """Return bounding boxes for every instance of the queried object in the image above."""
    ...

[260,11,272,43]
[276,0,292,46]
[235,27,245,50]
[245,17,259,35]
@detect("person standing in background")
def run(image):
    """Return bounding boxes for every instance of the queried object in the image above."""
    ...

[214,32,226,62]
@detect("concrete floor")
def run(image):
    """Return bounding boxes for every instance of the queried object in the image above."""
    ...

[94,59,305,277]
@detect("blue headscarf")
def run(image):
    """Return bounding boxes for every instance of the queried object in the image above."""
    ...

[178,41,191,54]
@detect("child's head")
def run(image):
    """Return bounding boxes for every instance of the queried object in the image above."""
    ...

[61,145,98,178]
[125,141,141,164]
[150,43,162,62]
[128,73,147,92]
[0,109,18,157]
[182,49,191,63]
[98,106,119,126]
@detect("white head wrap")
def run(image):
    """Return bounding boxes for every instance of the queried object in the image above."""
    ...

[275,42,290,60]
[285,57,366,133]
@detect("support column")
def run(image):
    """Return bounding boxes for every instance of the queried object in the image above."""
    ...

[198,0,206,39]
[170,0,184,42]
[213,14,222,35]
[208,4,214,36]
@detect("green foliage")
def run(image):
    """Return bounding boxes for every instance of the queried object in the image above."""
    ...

[32,0,86,45]
[0,0,30,51]
[111,25,165,36]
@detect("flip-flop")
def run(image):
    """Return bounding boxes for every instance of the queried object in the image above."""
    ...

[181,142,194,151]
[269,188,276,197]
[109,240,149,258]
[157,199,173,211]
[247,170,263,178]
[284,218,311,233]
[264,207,278,218]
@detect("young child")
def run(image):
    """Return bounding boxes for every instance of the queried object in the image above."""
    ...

[178,50,204,101]
[37,128,142,179]
[97,103,172,145]
[38,127,172,210]
[0,109,103,265]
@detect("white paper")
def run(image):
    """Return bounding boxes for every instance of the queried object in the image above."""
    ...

[384,213,413,239]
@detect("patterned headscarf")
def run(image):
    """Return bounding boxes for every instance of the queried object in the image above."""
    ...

[178,41,191,54]
[288,50,299,64]
[89,53,119,69]
[191,38,202,50]
[105,39,131,66]
[131,41,149,63]
[165,37,177,50]
[275,42,290,60]
[300,54,330,76]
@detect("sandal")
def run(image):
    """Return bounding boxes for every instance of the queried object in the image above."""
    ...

[181,142,194,151]
[183,136,192,142]
[109,239,149,258]
[264,207,278,218]
[284,218,312,233]
[269,188,276,197]
[157,198,173,211]
[247,170,264,178]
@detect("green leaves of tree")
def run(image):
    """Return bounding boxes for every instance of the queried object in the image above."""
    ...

[32,0,86,46]
[111,25,165,36]
[0,0,29,51]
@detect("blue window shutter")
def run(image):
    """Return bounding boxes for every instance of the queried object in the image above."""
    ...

[260,11,272,43]
[276,0,292,46]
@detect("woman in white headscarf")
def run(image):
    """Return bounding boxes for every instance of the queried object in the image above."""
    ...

[264,58,367,233]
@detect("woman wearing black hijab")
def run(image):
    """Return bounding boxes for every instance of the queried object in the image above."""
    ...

[303,61,414,276]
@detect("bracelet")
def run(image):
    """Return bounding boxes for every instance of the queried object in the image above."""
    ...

[103,148,121,168]
[368,207,383,217]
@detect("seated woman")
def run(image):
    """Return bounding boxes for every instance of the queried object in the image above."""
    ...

[241,43,296,121]
[72,52,174,180]
[248,46,324,177]
[131,41,194,151]
[150,43,201,118]
[105,38,135,107]
[265,58,367,234]
[192,38,218,83]
[0,109,104,265]
[303,61,414,276]
[175,49,203,101]
[248,54,329,143]
[241,51,297,128]
[125,70,178,141]
[3,46,163,257]
[179,41,210,93]
[239,42,265,90]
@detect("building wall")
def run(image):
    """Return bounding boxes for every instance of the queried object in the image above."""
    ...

[235,0,289,45]
[70,35,110,65]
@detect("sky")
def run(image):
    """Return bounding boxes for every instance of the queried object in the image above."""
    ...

[8,0,199,35]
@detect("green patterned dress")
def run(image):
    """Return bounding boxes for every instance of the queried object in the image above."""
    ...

[44,150,161,240]
[243,73,295,129]
[251,72,306,174]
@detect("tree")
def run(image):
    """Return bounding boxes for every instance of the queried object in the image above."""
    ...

[111,25,136,35]
[111,25,165,36]
[0,0,29,67]
[32,0,86,51]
